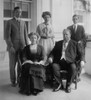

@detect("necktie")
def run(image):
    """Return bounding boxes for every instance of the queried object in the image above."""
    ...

[74,24,76,32]
[17,20,20,27]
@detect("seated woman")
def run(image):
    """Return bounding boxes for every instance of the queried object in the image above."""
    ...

[19,32,46,96]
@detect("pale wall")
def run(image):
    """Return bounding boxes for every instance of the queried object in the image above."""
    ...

[30,0,52,32]
[87,14,91,35]
[0,0,6,51]
[85,43,91,75]
[31,0,74,41]
[83,12,91,35]
[0,0,9,70]
[52,0,73,41]
[41,0,51,12]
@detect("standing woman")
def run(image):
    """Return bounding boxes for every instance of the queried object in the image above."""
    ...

[19,32,46,95]
[36,11,55,59]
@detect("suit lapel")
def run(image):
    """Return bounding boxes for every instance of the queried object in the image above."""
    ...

[73,25,77,33]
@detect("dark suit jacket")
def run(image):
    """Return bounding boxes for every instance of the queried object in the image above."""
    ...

[4,18,29,51]
[50,40,84,63]
[67,25,86,48]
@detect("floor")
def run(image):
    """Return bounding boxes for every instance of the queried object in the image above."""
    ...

[0,68,91,100]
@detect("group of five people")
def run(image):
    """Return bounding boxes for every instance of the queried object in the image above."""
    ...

[4,6,86,96]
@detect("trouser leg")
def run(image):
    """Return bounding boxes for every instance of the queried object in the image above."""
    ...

[17,49,23,84]
[8,51,17,83]
[17,61,21,84]
[66,63,76,86]
[52,63,62,84]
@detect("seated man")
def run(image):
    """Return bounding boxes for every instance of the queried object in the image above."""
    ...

[48,29,84,93]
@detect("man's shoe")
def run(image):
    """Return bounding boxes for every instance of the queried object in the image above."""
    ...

[66,86,71,93]
[53,84,62,92]
[32,90,38,96]
[25,91,31,96]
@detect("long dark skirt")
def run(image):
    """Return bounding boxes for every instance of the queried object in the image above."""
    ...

[19,63,46,93]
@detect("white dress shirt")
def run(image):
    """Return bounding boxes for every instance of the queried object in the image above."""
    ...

[61,41,69,60]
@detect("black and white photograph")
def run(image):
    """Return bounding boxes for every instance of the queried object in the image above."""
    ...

[0,0,91,100]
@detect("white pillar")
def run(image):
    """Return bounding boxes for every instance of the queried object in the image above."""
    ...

[87,14,91,35]
[0,0,9,70]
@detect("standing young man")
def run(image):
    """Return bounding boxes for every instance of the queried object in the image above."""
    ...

[67,14,86,49]
[4,6,29,86]
[67,15,86,81]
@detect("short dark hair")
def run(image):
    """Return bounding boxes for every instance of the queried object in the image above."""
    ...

[42,11,51,18]
[73,14,79,19]
[13,6,20,12]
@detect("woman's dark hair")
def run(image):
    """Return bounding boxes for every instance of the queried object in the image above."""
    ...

[28,32,39,39]
[42,11,51,18]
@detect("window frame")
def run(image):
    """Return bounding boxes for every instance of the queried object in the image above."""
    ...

[4,0,32,33]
